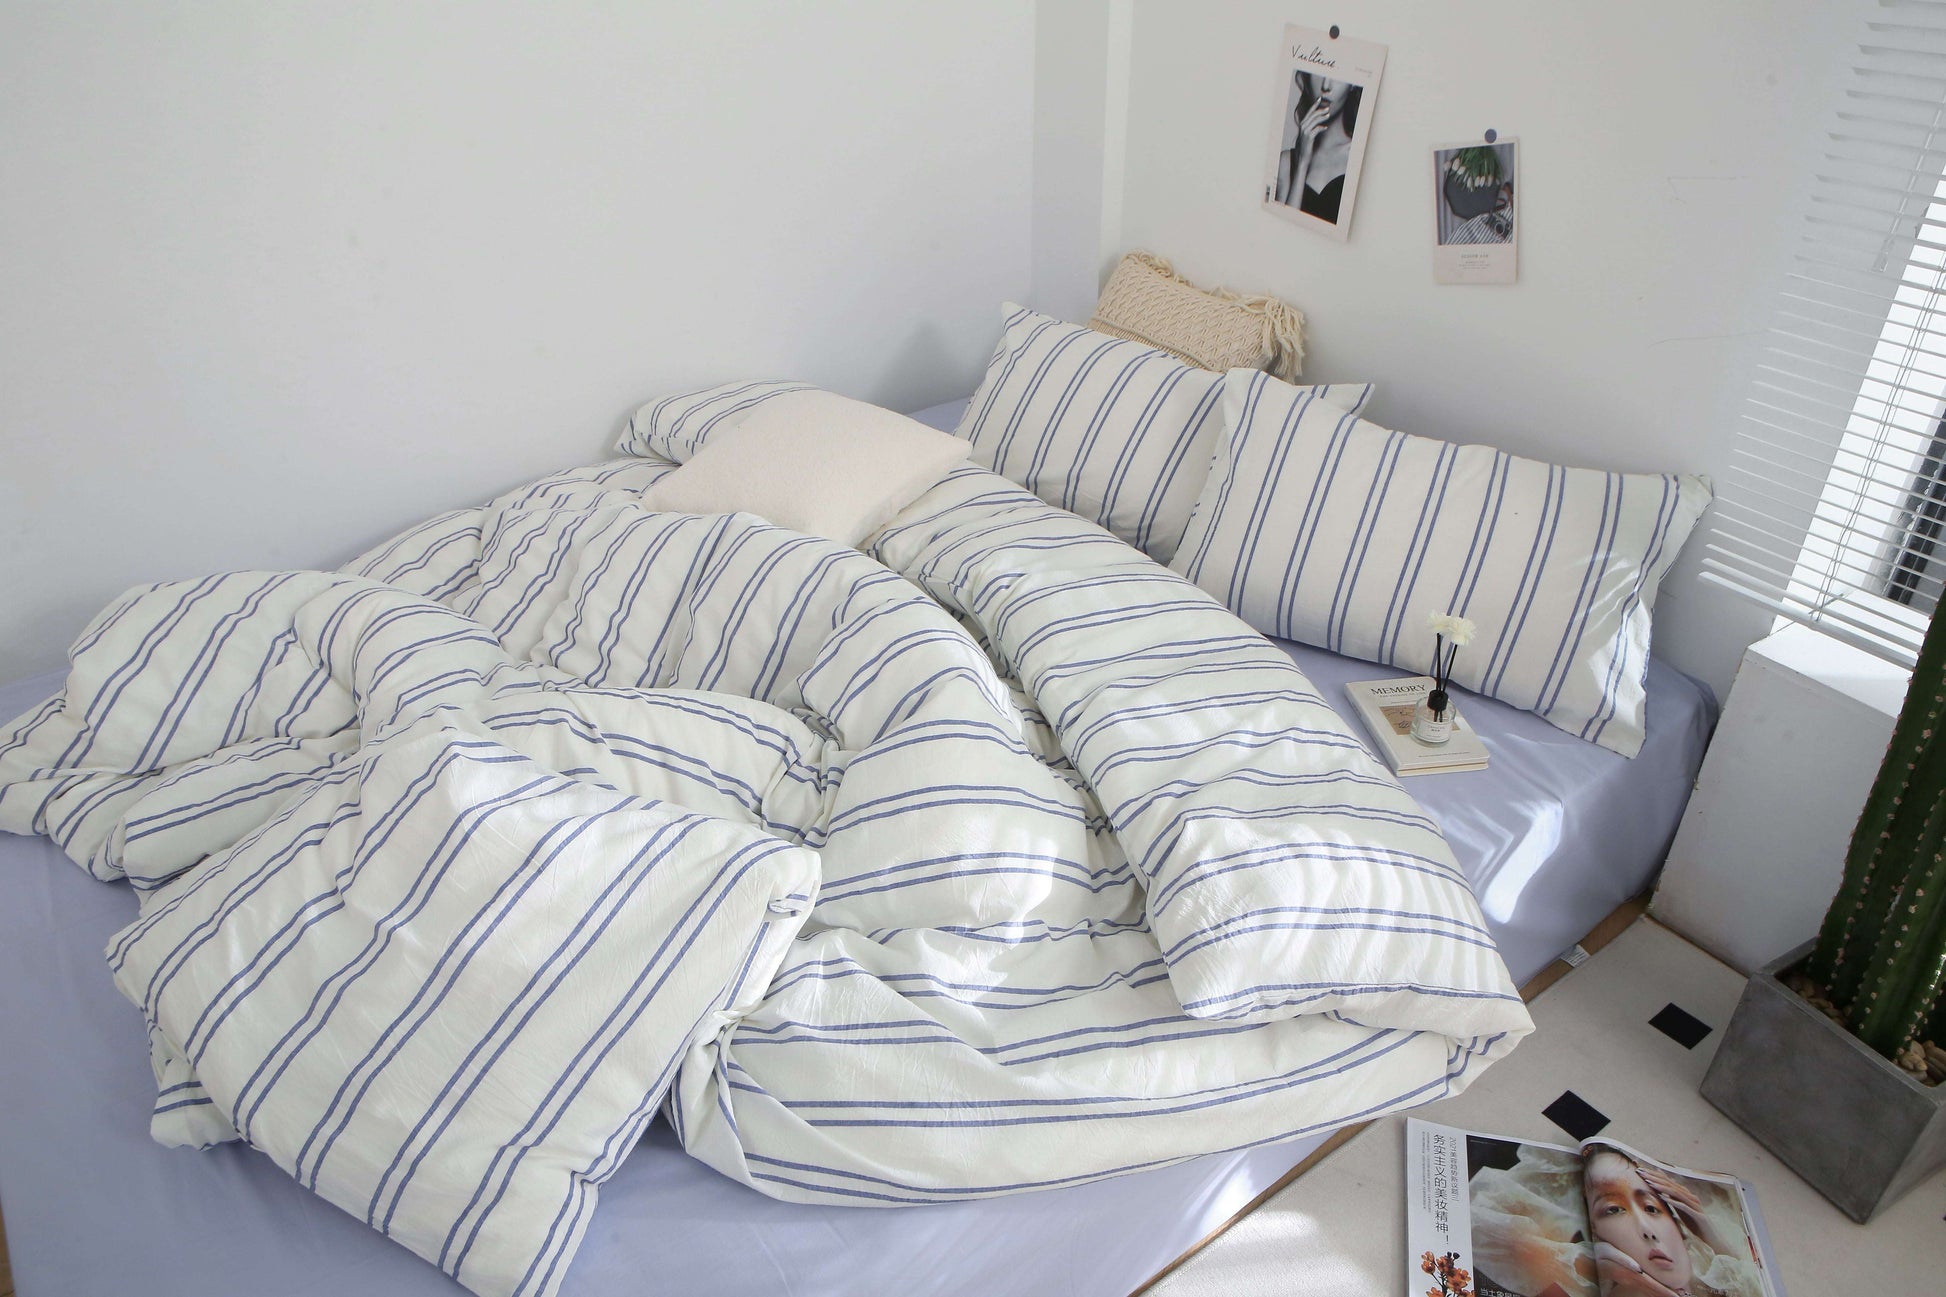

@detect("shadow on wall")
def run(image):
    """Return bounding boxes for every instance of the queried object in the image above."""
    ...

[874,322,967,412]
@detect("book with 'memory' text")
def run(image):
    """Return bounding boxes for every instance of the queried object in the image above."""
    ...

[1344,676,1490,775]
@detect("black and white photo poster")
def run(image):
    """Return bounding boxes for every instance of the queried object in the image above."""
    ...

[1263,25,1387,241]
[1434,140,1519,284]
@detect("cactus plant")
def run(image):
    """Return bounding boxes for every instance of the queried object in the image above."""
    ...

[1802,602,1946,1060]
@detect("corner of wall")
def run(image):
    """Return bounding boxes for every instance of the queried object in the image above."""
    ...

[1096,0,1135,286]
[1029,0,1133,322]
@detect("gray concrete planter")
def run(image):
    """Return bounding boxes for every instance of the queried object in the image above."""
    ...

[1701,941,1946,1223]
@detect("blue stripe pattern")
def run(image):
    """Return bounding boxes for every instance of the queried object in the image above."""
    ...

[612,379,815,463]
[956,305,1372,563]
[1171,370,1711,757]
[0,425,1532,1273]
[109,712,817,1297]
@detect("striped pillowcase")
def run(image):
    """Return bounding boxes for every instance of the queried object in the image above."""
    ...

[615,379,815,463]
[957,305,1372,562]
[1171,370,1711,757]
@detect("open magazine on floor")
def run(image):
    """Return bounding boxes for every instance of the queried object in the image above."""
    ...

[1405,1119,1785,1297]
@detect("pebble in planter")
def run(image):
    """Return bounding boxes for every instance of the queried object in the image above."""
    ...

[1702,605,1946,1222]
[1787,973,1946,1085]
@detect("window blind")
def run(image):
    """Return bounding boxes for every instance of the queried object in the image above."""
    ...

[1703,0,1946,665]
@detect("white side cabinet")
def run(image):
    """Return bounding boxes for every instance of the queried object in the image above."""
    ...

[1650,622,1908,973]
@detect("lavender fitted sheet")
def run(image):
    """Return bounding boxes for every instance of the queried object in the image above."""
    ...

[0,400,1715,1296]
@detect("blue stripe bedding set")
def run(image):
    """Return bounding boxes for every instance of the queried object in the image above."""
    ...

[0,304,1711,1297]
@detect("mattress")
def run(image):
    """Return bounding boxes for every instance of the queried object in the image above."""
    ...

[0,400,1716,1296]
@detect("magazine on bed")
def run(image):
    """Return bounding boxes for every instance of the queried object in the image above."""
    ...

[1405,1119,1784,1297]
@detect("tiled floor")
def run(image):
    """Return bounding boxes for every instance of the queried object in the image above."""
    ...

[1149,919,1945,1296]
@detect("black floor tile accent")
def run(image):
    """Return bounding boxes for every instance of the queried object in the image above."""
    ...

[1542,1089,1610,1142]
[1648,1002,1713,1049]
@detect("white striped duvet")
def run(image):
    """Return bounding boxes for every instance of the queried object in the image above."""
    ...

[0,449,1530,1291]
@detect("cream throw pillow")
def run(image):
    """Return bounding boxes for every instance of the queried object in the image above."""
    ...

[640,390,971,548]
[1089,252,1306,381]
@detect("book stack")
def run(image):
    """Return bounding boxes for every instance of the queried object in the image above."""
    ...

[1344,676,1489,776]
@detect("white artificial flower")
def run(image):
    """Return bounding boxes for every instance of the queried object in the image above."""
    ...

[1427,611,1476,646]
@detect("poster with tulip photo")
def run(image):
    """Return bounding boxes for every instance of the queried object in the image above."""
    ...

[1263,25,1388,240]
[1434,139,1519,284]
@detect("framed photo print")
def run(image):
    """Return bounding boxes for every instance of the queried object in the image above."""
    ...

[1433,139,1518,284]
[1262,25,1388,241]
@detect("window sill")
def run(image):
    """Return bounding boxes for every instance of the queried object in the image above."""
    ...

[1751,620,1912,719]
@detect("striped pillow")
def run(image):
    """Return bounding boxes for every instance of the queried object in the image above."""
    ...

[1171,370,1711,756]
[957,305,1372,562]
[616,379,815,463]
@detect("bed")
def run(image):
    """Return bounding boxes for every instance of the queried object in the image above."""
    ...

[0,397,1715,1297]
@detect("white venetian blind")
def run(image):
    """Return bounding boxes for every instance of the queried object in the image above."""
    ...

[1704,0,1946,666]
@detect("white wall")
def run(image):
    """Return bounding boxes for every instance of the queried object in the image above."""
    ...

[1030,0,1135,324]
[1031,0,1113,324]
[2,1,1887,702]
[1106,0,1874,700]
[0,1,1034,682]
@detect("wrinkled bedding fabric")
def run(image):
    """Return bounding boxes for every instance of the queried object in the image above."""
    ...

[0,449,1530,1287]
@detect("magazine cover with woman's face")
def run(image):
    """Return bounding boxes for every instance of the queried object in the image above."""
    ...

[1578,1145,1769,1297]
[1408,1121,1779,1297]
